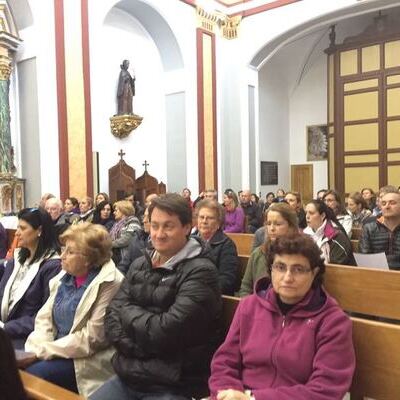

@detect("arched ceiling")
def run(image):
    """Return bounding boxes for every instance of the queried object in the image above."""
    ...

[113,0,184,71]
[7,0,33,31]
[251,0,400,69]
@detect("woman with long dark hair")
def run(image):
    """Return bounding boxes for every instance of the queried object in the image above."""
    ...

[304,199,355,265]
[0,208,61,348]
[92,201,115,232]
[323,190,352,237]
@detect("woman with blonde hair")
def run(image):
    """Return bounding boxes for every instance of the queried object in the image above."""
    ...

[25,223,124,397]
[239,203,299,297]
[110,200,142,264]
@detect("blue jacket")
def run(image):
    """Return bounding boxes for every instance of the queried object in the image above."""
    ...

[0,252,61,343]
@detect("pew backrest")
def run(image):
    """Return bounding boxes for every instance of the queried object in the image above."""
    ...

[350,317,400,399]
[324,263,400,320]
[351,227,362,240]
[226,233,254,256]
[222,295,240,335]
[350,239,359,253]
[20,370,84,400]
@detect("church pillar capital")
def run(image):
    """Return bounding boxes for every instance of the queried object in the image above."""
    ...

[196,6,219,33]
[0,53,12,80]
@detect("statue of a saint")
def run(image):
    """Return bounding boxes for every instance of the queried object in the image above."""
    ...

[117,60,135,115]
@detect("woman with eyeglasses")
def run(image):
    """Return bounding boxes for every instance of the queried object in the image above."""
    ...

[304,199,355,265]
[209,234,355,400]
[195,199,239,295]
[0,208,61,349]
[239,203,298,297]
[25,223,124,398]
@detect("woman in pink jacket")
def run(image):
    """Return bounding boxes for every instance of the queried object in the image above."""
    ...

[209,233,355,400]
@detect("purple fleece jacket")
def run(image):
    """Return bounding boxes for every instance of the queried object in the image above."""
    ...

[209,279,355,400]
[223,207,245,233]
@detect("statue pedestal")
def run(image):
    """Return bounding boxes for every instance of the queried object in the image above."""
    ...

[110,114,143,139]
[0,174,25,215]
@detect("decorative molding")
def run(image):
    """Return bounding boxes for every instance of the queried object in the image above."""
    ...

[110,114,143,139]
[0,2,19,37]
[197,28,218,191]
[54,0,69,199]
[0,54,11,80]
[221,15,241,39]
[196,6,241,38]
[81,0,93,197]
[196,7,219,33]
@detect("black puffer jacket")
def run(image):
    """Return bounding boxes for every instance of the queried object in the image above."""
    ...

[205,229,239,295]
[105,237,222,398]
[359,217,400,269]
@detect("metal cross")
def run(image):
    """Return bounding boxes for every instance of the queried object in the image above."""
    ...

[118,149,125,160]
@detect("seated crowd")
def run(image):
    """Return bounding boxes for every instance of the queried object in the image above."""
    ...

[0,183,399,399]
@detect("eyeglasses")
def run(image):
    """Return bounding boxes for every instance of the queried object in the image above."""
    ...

[271,262,312,276]
[198,215,216,221]
[61,247,87,257]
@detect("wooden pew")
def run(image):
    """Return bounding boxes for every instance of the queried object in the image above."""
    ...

[6,228,16,251]
[223,264,400,399]
[238,255,248,279]
[324,264,400,399]
[20,370,84,400]
[226,233,254,257]
[350,239,359,253]
[351,227,362,240]
[221,295,240,335]
[324,263,400,320]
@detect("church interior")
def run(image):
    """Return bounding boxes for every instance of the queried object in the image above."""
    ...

[1,1,400,399]
[0,0,399,208]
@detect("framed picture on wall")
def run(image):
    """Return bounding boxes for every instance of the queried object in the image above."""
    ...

[306,124,328,161]
[260,161,278,185]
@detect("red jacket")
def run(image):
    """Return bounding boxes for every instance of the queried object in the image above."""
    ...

[209,278,355,400]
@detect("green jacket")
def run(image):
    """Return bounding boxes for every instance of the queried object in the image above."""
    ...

[238,246,267,297]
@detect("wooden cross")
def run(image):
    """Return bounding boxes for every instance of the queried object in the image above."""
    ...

[142,160,149,172]
[118,149,125,160]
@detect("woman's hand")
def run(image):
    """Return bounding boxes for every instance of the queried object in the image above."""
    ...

[217,389,251,400]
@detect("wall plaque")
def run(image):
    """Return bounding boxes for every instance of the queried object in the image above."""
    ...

[261,161,278,185]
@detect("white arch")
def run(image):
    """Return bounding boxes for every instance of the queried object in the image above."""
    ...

[111,0,184,72]
[90,0,197,193]
[248,0,400,70]
[6,0,33,31]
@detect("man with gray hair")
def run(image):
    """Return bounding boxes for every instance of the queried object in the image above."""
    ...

[359,187,400,269]
[45,197,70,237]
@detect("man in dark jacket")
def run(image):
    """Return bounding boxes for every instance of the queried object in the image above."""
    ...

[359,190,400,269]
[241,190,263,233]
[91,193,222,400]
